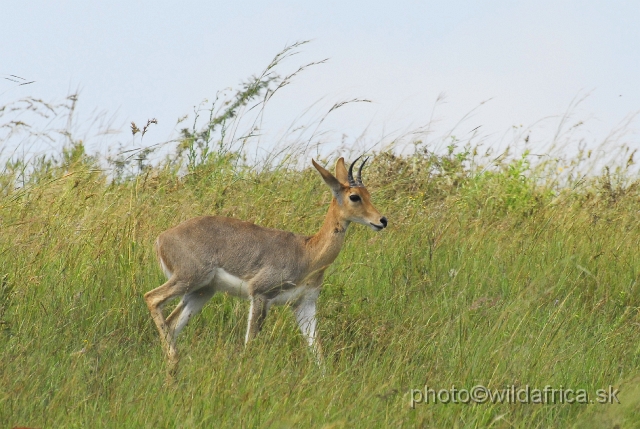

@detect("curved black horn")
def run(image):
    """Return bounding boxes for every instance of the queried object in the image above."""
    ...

[357,157,368,186]
[347,156,362,187]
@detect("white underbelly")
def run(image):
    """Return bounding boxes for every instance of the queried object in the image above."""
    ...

[213,268,250,298]
[212,268,310,305]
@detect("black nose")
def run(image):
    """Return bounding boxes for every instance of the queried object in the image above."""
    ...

[380,217,388,228]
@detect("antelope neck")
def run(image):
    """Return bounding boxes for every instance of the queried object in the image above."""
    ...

[306,198,350,270]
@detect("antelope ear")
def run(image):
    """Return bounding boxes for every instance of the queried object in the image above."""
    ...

[334,157,349,186]
[312,159,343,197]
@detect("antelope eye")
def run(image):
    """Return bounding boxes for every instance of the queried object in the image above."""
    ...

[349,194,361,202]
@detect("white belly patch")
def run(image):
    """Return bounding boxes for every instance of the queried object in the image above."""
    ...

[212,268,311,306]
[213,268,250,298]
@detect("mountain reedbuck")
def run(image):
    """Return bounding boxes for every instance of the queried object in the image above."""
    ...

[144,157,387,367]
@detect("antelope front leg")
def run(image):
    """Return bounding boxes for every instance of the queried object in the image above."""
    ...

[294,291,323,364]
[245,294,269,344]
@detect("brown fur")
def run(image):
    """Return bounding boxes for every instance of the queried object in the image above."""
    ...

[144,157,387,370]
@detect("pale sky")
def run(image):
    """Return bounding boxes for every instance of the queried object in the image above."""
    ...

[2,1,639,159]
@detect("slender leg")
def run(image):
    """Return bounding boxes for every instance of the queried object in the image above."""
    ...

[168,286,217,342]
[144,277,191,364]
[245,294,269,344]
[160,286,216,378]
[294,290,323,364]
[165,300,186,330]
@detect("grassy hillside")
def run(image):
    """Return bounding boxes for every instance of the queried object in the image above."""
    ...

[1,136,640,427]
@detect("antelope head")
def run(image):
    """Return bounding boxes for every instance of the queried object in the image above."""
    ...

[312,156,388,231]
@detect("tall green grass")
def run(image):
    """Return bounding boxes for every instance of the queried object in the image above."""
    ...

[2,144,640,428]
[2,48,640,428]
